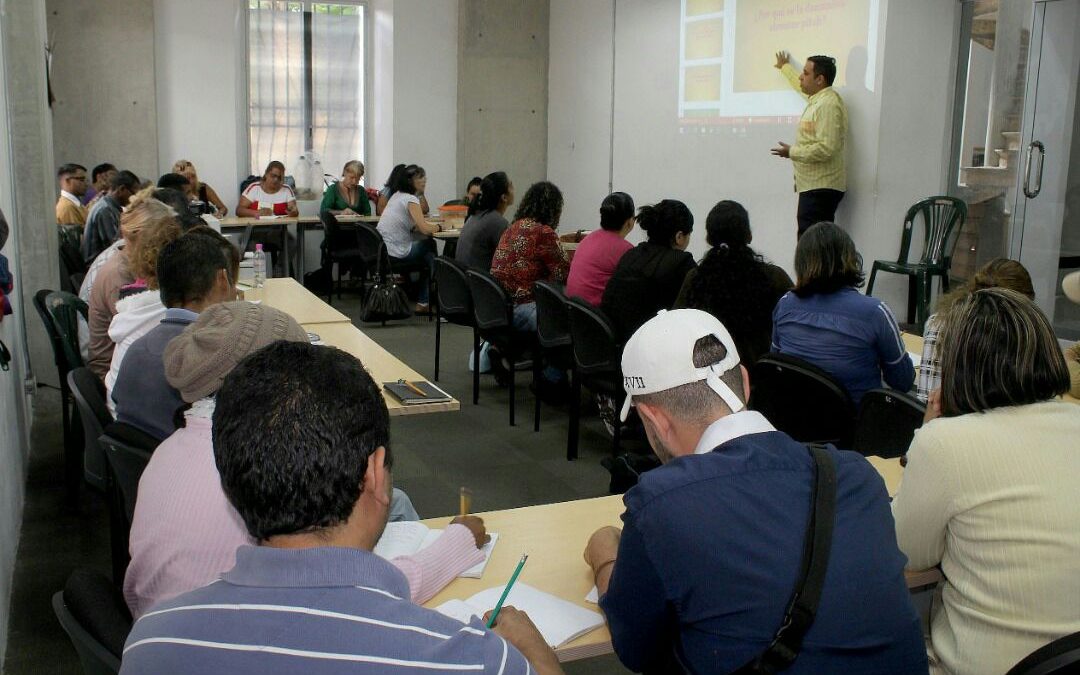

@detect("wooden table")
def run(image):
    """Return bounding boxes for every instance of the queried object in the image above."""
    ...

[243,277,349,324]
[221,214,380,281]
[308,321,460,416]
[421,488,941,663]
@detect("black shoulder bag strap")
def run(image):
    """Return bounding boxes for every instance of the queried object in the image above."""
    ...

[729,443,838,675]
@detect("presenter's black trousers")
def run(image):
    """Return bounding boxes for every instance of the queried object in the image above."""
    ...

[797,189,845,237]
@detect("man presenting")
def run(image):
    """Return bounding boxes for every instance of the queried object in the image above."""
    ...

[583,309,926,673]
[771,52,848,237]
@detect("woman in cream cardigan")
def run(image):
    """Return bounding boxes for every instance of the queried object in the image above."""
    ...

[892,288,1079,675]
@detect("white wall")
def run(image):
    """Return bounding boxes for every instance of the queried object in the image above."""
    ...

[155,0,246,211]
[547,0,613,231]
[389,0,459,205]
[548,0,959,314]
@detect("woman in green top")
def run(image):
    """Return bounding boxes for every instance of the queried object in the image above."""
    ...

[320,160,371,216]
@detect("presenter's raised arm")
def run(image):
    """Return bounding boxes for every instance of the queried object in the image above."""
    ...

[774,50,790,69]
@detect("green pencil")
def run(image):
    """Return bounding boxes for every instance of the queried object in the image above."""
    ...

[486,553,528,628]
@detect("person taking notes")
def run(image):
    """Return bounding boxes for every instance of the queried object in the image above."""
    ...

[771,51,848,238]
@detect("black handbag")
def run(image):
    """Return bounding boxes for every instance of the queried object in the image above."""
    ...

[360,242,413,323]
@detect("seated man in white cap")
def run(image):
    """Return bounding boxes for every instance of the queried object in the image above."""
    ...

[124,301,488,618]
[1064,270,1080,398]
[582,309,927,674]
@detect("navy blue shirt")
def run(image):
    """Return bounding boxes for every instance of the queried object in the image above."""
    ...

[771,287,915,404]
[600,427,927,674]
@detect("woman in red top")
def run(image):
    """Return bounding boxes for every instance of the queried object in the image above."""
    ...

[491,181,569,332]
[565,192,635,305]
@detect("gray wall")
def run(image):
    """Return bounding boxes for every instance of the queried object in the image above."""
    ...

[46,0,159,180]
[457,0,549,199]
[0,0,51,665]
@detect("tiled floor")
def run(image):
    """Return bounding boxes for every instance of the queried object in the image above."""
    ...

[3,295,638,674]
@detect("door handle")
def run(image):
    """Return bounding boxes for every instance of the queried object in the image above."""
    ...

[1023,140,1045,199]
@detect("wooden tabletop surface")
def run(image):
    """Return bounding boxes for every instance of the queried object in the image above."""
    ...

[243,278,349,325]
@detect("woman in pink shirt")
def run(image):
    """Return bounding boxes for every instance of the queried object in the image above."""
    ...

[565,192,635,305]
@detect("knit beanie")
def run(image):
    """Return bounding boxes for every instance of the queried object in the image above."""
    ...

[164,300,309,402]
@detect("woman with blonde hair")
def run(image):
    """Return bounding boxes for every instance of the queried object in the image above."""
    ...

[916,258,1035,401]
[172,159,227,217]
[320,160,371,216]
[892,288,1077,675]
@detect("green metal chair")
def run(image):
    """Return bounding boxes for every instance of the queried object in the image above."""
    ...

[57,225,87,292]
[39,289,89,501]
[866,196,967,330]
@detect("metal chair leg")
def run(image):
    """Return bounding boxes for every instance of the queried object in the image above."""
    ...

[508,358,516,427]
[434,307,442,381]
[533,355,542,432]
[567,368,580,461]
[472,329,480,405]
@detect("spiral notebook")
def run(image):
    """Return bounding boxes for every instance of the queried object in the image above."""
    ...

[383,380,453,405]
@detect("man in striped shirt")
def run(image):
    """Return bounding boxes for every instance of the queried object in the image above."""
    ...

[771,52,849,238]
[121,341,563,675]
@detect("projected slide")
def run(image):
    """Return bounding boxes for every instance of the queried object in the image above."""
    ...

[679,0,879,124]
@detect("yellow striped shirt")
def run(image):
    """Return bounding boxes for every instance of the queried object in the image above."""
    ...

[781,63,848,192]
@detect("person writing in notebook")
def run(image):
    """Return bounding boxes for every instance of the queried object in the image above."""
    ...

[582,309,925,674]
[122,340,564,675]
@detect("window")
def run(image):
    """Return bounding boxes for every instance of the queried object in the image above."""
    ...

[247,1,366,199]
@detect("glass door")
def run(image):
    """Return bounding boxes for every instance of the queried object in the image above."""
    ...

[1012,0,1080,339]
[947,0,1035,282]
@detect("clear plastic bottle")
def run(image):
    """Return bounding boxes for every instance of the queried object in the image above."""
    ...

[253,243,266,288]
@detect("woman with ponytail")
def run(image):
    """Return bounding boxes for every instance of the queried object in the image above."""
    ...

[600,199,696,343]
[676,200,792,364]
[565,192,636,305]
[456,171,514,271]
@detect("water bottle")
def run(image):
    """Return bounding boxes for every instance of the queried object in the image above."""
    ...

[253,243,266,289]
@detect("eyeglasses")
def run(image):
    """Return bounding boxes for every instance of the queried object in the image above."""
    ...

[266,173,283,180]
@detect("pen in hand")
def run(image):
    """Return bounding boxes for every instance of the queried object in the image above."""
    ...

[486,553,528,629]
[459,487,472,517]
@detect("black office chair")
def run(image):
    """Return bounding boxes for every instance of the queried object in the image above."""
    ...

[1006,631,1080,675]
[100,428,155,585]
[320,211,369,305]
[851,388,926,459]
[67,368,113,492]
[52,568,131,675]
[565,297,624,461]
[35,289,89,501]
[70,272,86,292]
[57,225,88,292]
[749,353,857,448]
[432,256,476,382]
[465,269,536,425]
[532,281,574,432]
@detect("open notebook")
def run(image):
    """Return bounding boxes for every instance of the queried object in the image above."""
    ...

[435,582,605,649]
[373,521,498,579]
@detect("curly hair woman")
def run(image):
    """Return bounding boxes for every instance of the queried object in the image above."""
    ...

[676,200,792,364]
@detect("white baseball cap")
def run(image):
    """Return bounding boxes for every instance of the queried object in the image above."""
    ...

[619,309,744,422]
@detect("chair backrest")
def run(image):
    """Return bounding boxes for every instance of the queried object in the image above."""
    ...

[355,223,388,279]
[44,290,88,374]
[533,281,572,350]
[433,256,473,319]
[565,297,621,376]
[465,269,513,331]
[52,568,132,674]
[320,210,359,253]
[33,288,66,372]
[71,272,86,292]
[851,388,925,459]
[749,352,856,447]
[896,196,968,268]
[58,225,88,275]
[100,432,153,526]
[67,368,113,491]
[1006,631,1080,675]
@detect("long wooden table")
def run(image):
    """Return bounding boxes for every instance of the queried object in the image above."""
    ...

[221,214,380,281]
[421,488,940,663]
[242,277,349,324]
[305,321,460,416]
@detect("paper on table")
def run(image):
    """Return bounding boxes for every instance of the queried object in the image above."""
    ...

[373,522,499,579]
[435,582,604,648]
[908,351,922,368]
[585,586,598,604]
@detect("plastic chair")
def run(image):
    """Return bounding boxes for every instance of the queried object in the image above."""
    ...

[35,289,89,501]
[866,196,967,330]
[432,256,476,382]
[100,429,155,585]
[1006,631,1080,675]
[320,211,371,305]
[532,281,574,432]
[67,368,113,493]
[749,353,857,448]
[465,269,536,425]
[851,388,926,459]
[565,297,624,461]
[57,225,88,292]
[52,568,131,675]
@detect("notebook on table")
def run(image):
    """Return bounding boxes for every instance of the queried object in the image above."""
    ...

[373,521,498,579]
[383,380,453,405]
[435,582,605,649]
